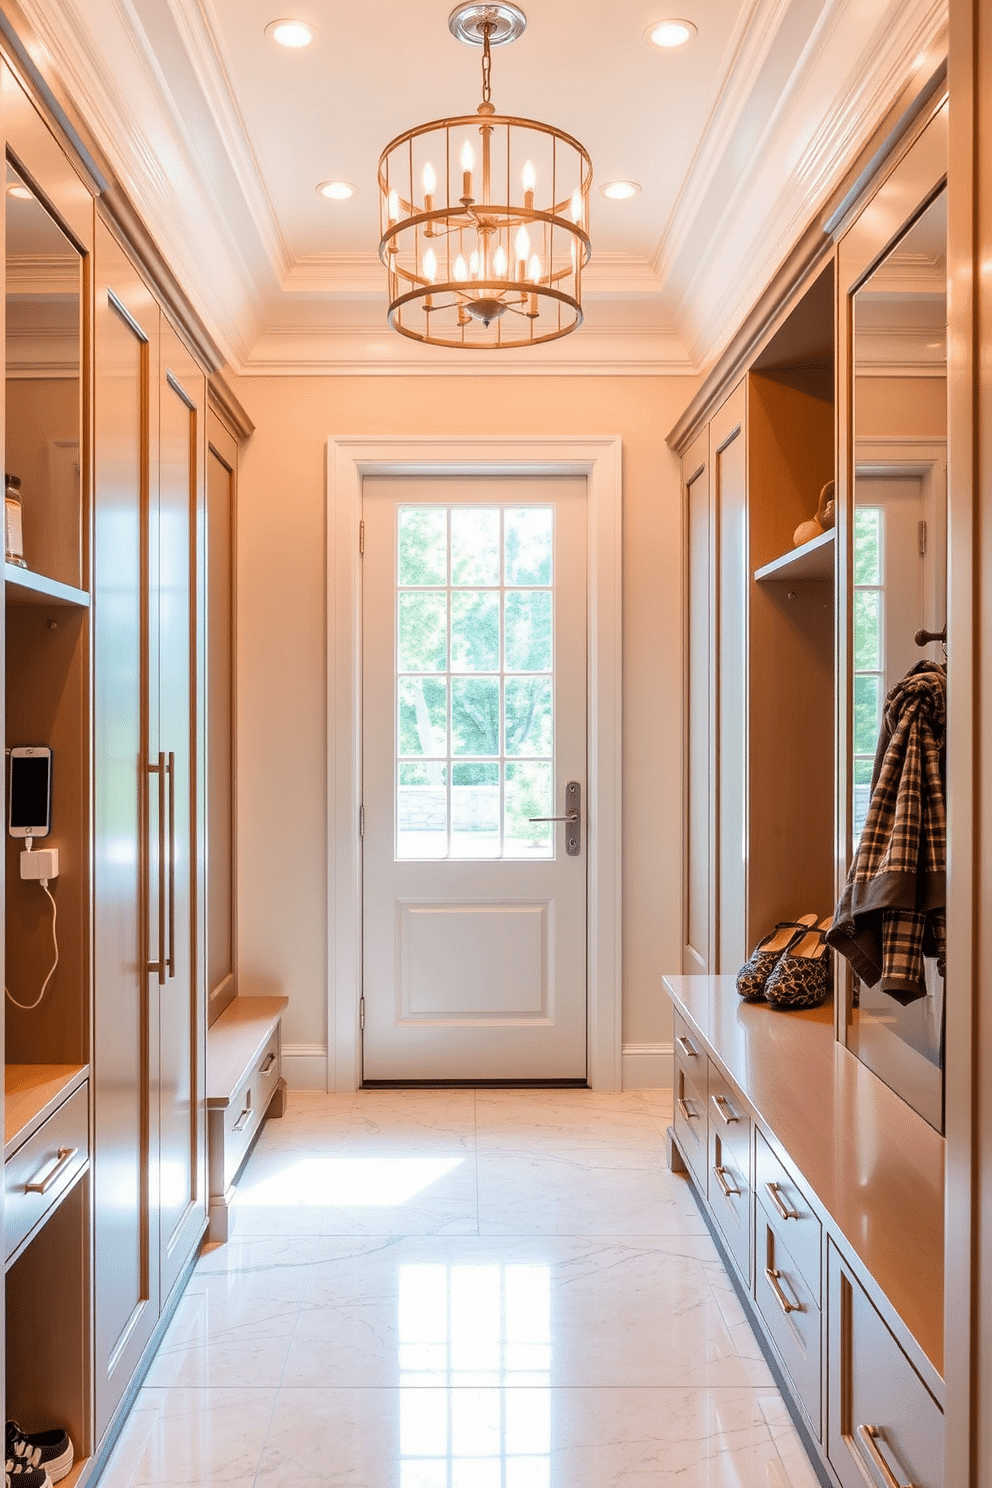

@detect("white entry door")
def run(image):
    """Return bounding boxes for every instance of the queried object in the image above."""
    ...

[361,474,588,1082]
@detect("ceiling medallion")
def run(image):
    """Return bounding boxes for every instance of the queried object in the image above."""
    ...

[377,3,592,349]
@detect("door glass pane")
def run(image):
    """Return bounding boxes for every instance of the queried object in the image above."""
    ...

[451,591,499,671]
[398,762,448,859]
[505,763,553,855]
[452,508,500,584]
[451,763,500,858]
[504,591,552,672]
[505,509,552,585]
[400,593,448,671]
[399,508,447,584]
[399,678,448,757]
[396,505,554,859]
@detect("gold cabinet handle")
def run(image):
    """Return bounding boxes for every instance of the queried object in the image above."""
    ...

[166,751,176,980]
[765,1181,799,1221]
[25,1145,78,1195]
[676,1034,698,1058]
[713,1164,740,1199]
[233,1097,253,1133]
[764,1265,800,1315]
[146,753,167,983]
[854,1425,910,1488]
[677,1096,698,1121]
[711,1092,739,1124]
[259,1052,276,1075]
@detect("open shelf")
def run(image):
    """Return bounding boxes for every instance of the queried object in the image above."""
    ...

[754,528,834,582]
[5,564,89,608]
[5,1064,87,1158]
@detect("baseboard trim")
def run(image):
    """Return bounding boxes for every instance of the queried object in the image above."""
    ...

[282,1044,328,1090]
[621,1042,674,1090]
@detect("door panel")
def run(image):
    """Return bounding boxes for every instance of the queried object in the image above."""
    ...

[156,323,206,1303]
[684,431,713,972]
[362,476,587,1081]
[92,223,159,1438]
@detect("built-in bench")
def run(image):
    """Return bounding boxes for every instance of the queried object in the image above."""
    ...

[206,995,289,1242]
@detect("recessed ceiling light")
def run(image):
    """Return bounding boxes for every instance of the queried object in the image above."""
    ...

[5,184,33,200]
[265,18,318,48]
[600,180,641,201]
[316,180,358,201]
[645,18,697,48]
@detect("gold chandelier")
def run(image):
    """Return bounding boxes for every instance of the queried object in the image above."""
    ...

[377,3,592,349]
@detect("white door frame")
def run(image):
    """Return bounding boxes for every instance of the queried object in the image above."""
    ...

[326,435,623,1092]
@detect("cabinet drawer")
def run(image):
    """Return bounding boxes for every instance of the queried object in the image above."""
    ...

[828,1243,943,1488]
[222,1029,281,1189]
[5,1082,89,1264]
[674,1054,706,1187]
[706,1062,751,1282]
[673,1012,703,1071]
[755,1129,821,1303]
[755,1207,821,1437]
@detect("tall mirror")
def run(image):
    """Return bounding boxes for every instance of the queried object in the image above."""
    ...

[846,187,947,1130]
[5,160,83,590]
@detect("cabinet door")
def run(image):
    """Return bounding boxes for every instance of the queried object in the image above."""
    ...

[93,221,160,1439]
[155,321,207,1305]
[684,428,714,971]
[827,1243,943,1488]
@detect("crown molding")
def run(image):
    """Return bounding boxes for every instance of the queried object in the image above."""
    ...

[236,322,696,378]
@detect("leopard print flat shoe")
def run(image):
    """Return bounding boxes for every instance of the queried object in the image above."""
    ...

[764,917,833,1009]
[736,914,819,1002]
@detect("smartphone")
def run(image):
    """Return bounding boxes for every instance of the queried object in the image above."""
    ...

[8,746,52,838]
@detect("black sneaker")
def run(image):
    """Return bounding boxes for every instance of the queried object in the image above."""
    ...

[6,1421,71,1485]
[5,1458,52,1488]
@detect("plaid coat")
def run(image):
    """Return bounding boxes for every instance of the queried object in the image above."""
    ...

[826,661,946,1005]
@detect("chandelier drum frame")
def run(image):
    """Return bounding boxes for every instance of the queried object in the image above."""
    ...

[376,9,592,350]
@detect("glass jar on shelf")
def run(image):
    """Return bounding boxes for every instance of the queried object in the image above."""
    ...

[5,472,26,567]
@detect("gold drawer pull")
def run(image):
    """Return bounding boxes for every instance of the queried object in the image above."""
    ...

[854,1425,910,1488]
[713,1164,740,1199]
[676,1034,698,1058]
[233,1099,253,1133]
[711,1093,739,1124]
[259,1052,277,1075]
[765,1181,799,1221]
[677,1096,698,1121]
[25,1146,78,1195]
[765,1265,800,1315]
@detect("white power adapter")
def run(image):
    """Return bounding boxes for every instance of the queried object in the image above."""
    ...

[21,847,59,883]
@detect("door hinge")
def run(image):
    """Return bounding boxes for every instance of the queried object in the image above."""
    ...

[359,519,365,555]
[359,804,365,837]
[360,997,365,1030]
[919,519,927,556]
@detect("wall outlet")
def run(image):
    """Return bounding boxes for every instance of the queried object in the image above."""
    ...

[21,847,59,881]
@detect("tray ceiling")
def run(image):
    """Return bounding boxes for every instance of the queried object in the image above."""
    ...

[9,0,946,374]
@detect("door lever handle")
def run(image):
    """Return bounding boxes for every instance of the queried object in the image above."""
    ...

[529,781,581,856]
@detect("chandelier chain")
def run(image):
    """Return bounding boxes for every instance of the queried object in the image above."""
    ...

[481,21,494,104]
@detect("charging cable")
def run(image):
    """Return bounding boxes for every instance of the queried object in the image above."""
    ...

[5,836,60,1011]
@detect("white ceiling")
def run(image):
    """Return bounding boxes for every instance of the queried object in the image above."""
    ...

[11,0,946,374]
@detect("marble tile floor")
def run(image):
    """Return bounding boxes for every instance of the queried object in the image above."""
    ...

[98,1089,821,1488]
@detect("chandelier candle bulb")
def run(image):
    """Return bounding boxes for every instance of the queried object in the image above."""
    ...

[460,141,475,201]
[422,247,438,282]
[515,225,530,279]
[522,158,536,210]
[387,188,399,224]
[422,162,437,212]
[453,253,468,281]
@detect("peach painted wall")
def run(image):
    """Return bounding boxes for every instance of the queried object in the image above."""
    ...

[228,372,698,1085]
